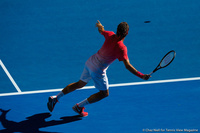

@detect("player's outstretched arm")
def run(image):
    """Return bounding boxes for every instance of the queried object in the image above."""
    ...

[123,59,150,80]
[96,20,105,33]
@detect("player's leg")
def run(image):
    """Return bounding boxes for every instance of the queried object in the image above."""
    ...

[62,80,87,94]
[47,80,87,112]
[72,90,109,117]
[56,66,91,100]
[72,70,109,117]
[87,90,109,103]
[47,66,91,112]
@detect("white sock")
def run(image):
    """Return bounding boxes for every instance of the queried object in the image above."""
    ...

[56,91,64,101]
[78,99,89,107]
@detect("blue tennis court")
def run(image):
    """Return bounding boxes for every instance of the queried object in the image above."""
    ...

[0,0,200,132]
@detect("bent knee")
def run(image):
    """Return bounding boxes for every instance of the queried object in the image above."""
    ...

[100,90,109,98]
[77,80,87,88]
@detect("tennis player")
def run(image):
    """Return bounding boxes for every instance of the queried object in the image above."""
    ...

[47,20,150,117]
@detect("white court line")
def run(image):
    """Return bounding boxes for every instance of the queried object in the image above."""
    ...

[0,77,200,97]
[0,60,22,93]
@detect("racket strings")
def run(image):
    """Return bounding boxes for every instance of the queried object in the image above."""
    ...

[160,53,175,67]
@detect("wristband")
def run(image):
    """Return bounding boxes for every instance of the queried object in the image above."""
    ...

[136,71,144,79]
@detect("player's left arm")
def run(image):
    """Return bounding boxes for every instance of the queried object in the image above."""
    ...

[96,20,105,33]
[123,59,150,80]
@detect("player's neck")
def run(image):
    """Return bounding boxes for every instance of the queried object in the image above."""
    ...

[117,36,125,42]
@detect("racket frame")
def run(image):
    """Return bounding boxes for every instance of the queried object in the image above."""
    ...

[149,50,176,75]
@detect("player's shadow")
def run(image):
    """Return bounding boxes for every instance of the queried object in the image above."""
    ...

[0,109,82,133]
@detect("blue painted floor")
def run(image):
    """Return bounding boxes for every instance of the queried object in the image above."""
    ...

[0,80,200,132]
[0,0,200,132]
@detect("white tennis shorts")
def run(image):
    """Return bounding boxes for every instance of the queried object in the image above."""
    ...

[80,65,109,91]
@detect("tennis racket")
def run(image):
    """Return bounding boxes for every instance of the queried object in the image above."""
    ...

[149,50,176,75]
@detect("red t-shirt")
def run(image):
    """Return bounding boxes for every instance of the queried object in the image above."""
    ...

[98,30,128,61]
[86,31,128,71]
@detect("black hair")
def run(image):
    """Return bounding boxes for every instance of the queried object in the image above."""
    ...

[116,22,129,39]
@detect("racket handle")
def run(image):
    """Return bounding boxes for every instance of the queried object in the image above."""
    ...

[149,71,154,76]
[149,67,158,76]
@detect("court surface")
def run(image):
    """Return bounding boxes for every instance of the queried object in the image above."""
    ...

[0,0,200,132]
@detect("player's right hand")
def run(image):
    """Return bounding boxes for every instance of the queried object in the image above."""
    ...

[143,74,151,80]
